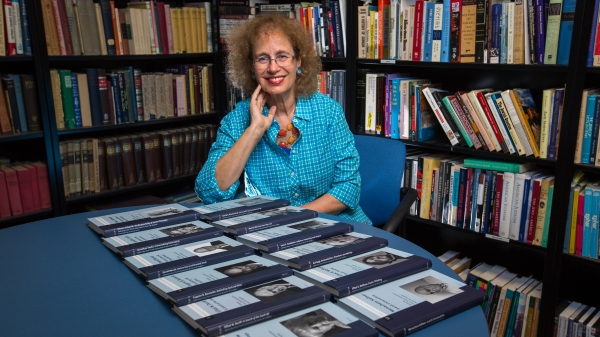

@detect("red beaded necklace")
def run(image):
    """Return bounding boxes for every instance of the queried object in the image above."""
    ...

[277,123,299,149]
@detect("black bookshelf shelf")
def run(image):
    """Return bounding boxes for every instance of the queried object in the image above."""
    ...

[574,163,600,174]
[321,57,347,66]
[562,252,600,268]
[586,66,600,74]
[0,209,53,230]
[356,59,570,72]
[0,55,34,63]
[0,131,44,143]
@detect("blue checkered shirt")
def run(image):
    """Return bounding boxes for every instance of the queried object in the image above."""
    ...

[195,92,371,225]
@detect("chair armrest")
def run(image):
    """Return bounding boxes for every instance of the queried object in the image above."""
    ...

[381,187,418,234]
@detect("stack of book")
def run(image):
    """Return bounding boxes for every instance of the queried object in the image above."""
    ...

[0,74,41,135]
[0,161,51,219]
[86,197,486,336]
[358,0,575,65]
[40,0,212,56]
[574,88,600,167]
[553,300,600,337]
[467,262,543,337]
[317,69,346,111]
[0,0,32,56]
[49,64,215,130]
[58,124,215,198]
[437,250,472,280]
[405,155,556,246]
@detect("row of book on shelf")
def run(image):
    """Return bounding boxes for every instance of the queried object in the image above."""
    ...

[562,170,600,260]
[0,0,31,56]
[574,88,600,167]
[0,73,41,135]
[58,124,216,199]
[50,64,215,130]
[357,0,575,65]
[360,70,565,160]
[466,261,543,337]
[40,0,213,56]
[554,300,600,337]
[0,160,51,219]
[86,196,486,337]
[218,1,347,58]
[405,155,555,247]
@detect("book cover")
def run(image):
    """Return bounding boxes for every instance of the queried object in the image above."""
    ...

[172,276,331,336]
[460,0,476,63]
[192,196,291,222]
[422,87,460,145]
[1,77,21,133]
[556,0,576,65]
[501,90,534,156]
[337,269,486,337]
[513,88,542,154]
[295,247,432,297]
[87,203,201,237]
[262,232,388,270]
[543,0,563,64]
[237,217,354,253]
[0,167,22,216]
[449,0,462,62]
[463,158,535,173]
[147,255,292,306]
[209,206,317,236]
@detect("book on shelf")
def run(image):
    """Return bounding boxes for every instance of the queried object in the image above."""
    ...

[191,195,291,222]
[172,275,331,337]
[123,235,255,280]
[236,217,354,253]
[294,247,432,297]
[336,269,486,337]
[102,219,223,257]
[209,206,317,235]
[261,232,388,270]
[463,158,536,173]
[147,255,292,306]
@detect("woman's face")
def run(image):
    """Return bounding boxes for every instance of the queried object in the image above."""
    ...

[325,236,357,246]
[251,31,300,99]
[365,254,392,264]
[254,284,289,297]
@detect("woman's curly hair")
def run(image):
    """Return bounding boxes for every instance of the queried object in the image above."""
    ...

[225,14,321,98]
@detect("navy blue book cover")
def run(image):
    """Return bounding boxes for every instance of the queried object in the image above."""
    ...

[173,276,330,336]
[295,247,432,297]
[192,196,291,221]
[148,256,293,306]
[263,232,388,270]
[211,206,318,235]
[124,236,254,280]
[337,269,486,336]
[103,220,223,257]
[237,217,354,252]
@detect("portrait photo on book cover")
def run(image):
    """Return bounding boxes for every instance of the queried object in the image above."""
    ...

[144,207,184,218]
[280,309,350,337]
[289,220,334,232]
[400,275,463,304]
[243,279,305,303]
[353,251,407,269]
[160,223,204,237]
[215,260,268,278]
[317,234,364,247]
[258,207,302,217]
[235,197,271,206]
[185,240,233,257]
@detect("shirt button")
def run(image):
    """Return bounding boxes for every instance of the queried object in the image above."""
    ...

[294,193,299,197]
[292,150,296,153]
[291,172,295,176]
[293,119,298,123]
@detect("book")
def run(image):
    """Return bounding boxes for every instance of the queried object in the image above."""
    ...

[147,255,293,306]
[102,219,223,257]
[87,203,201,237]
[209,206,318,235]
[295,247,432,297]
[236,217,354,252]
[262,232,388,270]
[337,269,486,337]
[463,158,536,173]
[123,235,255,280]
[172,275,331,336]
[192,195,291,222]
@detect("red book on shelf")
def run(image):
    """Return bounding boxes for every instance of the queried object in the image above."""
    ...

[31,162,52,210]
[526,177,544,245]
[575,192,585,256]
[156,2,169,54]
[0,170,11,218]
[0,167,23,216]
[50,0,67,55]
[22,164,41,211]
[492,172,504,236]
[12,165,34,214]
[475,91,508,152]
[3,0,16,55]
[412,0,425,61]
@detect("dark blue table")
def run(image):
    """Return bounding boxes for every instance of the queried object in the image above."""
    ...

[0,207,488,336]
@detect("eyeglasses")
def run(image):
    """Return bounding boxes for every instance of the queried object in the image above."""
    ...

[253,53,296,69]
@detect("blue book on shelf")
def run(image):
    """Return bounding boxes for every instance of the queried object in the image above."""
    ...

[588,0,600,66]
[422,1,435,62]
[557,0,576,65]
[386,74,406,138]
[469,168,482,231]
[534,0,547,64]
[518,177,533,243]
[456,167,468,229]
[70,74,83,128]
[490,4,502,63]
[589,97,600,164]
[547,88,565,160]
[85,68,103,126]
[489,92,517,151]
[116,72,129,123]
[451,165,462,226]
[109,73,123,124]
[98,0,117,55]
[583,187,593,258]
[147,255,293,306]
[582,94,599,164]
[591,188,600,258]
[441,0,451,62]
[7,74,27,132]
[119,67,139,122]
[500,2,508,64]
[336,269,486,337]
[391,78,402,139]
[20,0,31,55]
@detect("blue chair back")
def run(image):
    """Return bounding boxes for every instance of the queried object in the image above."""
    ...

[354,135,407,226]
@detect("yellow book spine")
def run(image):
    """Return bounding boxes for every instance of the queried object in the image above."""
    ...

[569,187,580,254]
[188,68,196,115]
[170,7,180,54]
[509,90,540,157]
[50,69,65,130]
[539,89,555,159]
[533,177,554,246]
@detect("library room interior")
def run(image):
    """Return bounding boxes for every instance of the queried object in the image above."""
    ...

[1,0,599,336]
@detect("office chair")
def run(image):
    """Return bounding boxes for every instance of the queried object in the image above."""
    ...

[354,134,418,237]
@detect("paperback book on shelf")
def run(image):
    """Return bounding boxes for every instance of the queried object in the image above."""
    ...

[87,204,201,237]
[172,276,331,337]
[337,269,487,337]
[236,217,354,252]
[102,220,223,257]
[186,301,379,337]
[147,255,292,306]
[261,232,388,270]
[294,247,433,297]
[124,236,254,280]
[192,196,291,221]
[210,206,318,235]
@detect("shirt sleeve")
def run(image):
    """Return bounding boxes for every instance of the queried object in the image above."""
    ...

[326,100,361,209]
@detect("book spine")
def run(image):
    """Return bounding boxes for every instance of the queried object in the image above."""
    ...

[460,0,476,62]
[477,92,508,152]
[543,0,563,64]
[70,73,82,128]
[534,0,546,64]
[547,89,564,160]
[526,178,543,244]
[423,88,460,145]
[449,0,461,62]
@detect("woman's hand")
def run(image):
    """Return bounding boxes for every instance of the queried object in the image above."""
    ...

[249,84,276,134]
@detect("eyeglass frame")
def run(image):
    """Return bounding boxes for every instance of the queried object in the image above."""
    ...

[252,53,297,69]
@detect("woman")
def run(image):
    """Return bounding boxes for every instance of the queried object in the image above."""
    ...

[195,14,370,224]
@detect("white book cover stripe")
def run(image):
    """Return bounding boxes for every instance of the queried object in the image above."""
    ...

[94,217,111,226]
[275,250,300,259]
[111,236,128,246]
[132,255,153,267]
[187,303,211,318]
[157,277,182,291]
[305,269,336,281]
[345,295,387,318]
[243,233,268,241]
